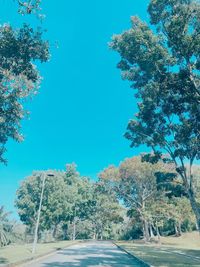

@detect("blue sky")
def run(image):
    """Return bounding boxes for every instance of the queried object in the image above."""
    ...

[0,0,149,214]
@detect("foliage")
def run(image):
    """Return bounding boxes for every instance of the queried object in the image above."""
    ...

[16,0,42,16]
[90,183,124,240]
[110,0,200,229]
[0,206,12,247]
[15,164,124,242]
[15,171,71,235]
[99,156,171,241]
[0,24,49,163]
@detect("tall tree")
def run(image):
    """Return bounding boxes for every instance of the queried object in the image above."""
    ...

[110,0,200,230]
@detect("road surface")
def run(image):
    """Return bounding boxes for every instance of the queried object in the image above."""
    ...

[25,241,143,267]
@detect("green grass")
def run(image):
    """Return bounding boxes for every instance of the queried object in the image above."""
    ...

[0,240,77,265]
[116,232,200,267]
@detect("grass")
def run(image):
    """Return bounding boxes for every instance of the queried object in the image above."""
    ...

[116,231,200,267]
[0,240,77,265]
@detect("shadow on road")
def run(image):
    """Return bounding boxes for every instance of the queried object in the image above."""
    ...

[41,242,141,267]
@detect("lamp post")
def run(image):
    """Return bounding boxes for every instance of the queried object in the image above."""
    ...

[32,171,54,254]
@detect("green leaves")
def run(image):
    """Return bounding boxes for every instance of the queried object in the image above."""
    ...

[0,24,49,163]
[0,206,12,247]
[111,0,200,229]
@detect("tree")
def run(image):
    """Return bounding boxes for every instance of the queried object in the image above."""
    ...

[15,171,72,238]
[170,197,195,236]
[64,164,96,240]
[0,24,49,163]
[100,156,169,241]
[0,206,12,247]
[110,0,200,230]
[90,183,124,240]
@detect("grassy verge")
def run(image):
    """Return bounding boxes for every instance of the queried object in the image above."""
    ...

[116,232,200,267]
[0,240,77,266]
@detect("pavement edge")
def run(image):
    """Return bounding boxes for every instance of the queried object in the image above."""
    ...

[113,242,153,267]
[0,241,81,267]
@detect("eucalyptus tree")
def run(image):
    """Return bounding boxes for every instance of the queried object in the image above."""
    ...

[99,156,170,241]
[110,0,200,229]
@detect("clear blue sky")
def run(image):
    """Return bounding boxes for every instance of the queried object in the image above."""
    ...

[0,0,149,214]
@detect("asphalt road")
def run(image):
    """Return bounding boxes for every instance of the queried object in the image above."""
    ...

[25,241,143,267]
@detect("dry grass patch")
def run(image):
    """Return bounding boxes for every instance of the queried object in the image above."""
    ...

[0,240,77,265]
[116,231,200,267]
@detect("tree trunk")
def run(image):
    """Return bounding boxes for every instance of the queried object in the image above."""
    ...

[93,232,96,240]
[180,163,200,232]
[63,228,68,240]
[72,220,76,241]
[156,223,161,245]
[177,222,182,236]
[100,225,103,240]
[149,224,155,238]
[187,189,200,231]
[100,233,103,240]
[52,224,58,239]
[142,219,150,242]
[174,223,179,236]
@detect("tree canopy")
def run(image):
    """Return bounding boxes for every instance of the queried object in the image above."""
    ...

[110,0,200,230]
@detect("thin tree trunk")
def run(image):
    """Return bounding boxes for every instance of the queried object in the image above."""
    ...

[100,225,103,240]
[93,232,96,240]
[156,225,161,245]
[142,219,150,242]
[149,224,155,238]
[156,222,161,245]
[179,161,200,232]
[52,224,58,239]
[72,220,76,241]
[187,189,200,231]
[174,223,179,237]
[178,222,182,236]
[63,227,68,240]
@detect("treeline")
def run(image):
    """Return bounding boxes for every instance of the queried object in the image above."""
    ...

[1,156,199,247]
[14,164,124,243]
[99,156,198,242]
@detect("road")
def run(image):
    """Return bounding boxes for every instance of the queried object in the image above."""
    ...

[25,241,143,267]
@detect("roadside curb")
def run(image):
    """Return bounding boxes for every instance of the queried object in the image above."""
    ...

[0,241,80,267]
[114,242,153,267]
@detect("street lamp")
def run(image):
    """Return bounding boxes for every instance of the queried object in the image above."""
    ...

[32,171,54,254]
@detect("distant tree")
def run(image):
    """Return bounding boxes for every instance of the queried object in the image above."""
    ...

[110,0,200,230]
[0,206,12,247]
[91,183,124,240]
[0,24,49,163]
[99,156,169,242]
[170,197,195,236]
[99,156,176,241]
[64,165,96,240]
[15,171,71,238]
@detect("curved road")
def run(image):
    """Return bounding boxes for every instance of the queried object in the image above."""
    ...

[25,241,143,267]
